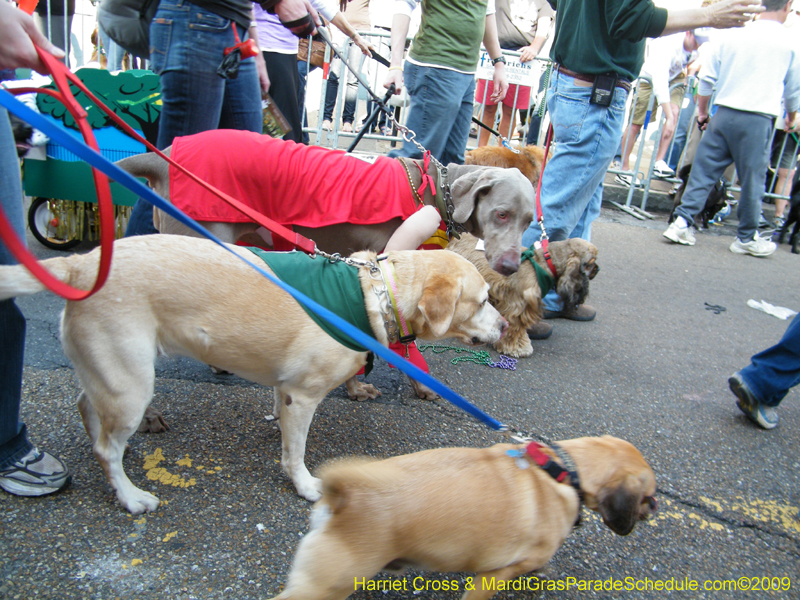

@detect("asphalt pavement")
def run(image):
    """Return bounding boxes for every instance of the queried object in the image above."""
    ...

[1,176,799,600]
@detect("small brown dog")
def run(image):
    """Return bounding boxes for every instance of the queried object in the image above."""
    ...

[270,435,657,600]
[465,144,548,190]
[448,233,599,358]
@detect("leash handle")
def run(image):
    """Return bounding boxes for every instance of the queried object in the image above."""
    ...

[0,46,115,301]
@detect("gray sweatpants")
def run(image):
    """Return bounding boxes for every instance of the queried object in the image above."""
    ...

[674,106,773,242]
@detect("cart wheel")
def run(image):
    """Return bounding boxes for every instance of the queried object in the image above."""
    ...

[28,197,83,251]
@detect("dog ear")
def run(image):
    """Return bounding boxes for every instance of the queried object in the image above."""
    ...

[417,273,460,338]
[556,256,590,313]
[596,474,645,536]
[450,170,492,223]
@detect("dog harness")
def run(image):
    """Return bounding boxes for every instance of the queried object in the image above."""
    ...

[169,130,420,228]
[247,248,374,353]
[520,249,555,297]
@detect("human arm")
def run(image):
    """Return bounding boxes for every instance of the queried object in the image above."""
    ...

[383,205,442,251]
[483,12,508,103]
[329,11,373,56]
[383,1,414,94]
[264,0,321,36]
[0,1,65,73]
[660,0,764,36]
[249,13,271,96]
[519,16,551,62]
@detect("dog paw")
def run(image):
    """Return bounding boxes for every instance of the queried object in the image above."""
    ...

[138,406,171,433]
[409,379,440,401]
[493,339,533,358]
[119,490,161,515]
[345,379,382,401]
[295,477,323,502]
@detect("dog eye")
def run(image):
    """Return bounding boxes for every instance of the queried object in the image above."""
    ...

[496,210,508,221]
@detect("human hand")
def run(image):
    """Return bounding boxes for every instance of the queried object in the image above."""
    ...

[352,33,373,57]
[254,51,271,96]
[519,45,537,63]
[490,66,508,103]
[705,0,764,29]
[384,68,403,95]
[0,1,65,73]
[696,114,709,131]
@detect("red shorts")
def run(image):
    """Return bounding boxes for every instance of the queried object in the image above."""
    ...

[475,80,531,110]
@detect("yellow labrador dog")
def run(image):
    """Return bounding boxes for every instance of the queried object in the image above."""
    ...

[271,436,657,600]
[0,235,506,514]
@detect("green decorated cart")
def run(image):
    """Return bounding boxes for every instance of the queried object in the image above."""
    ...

[23,68,160,249]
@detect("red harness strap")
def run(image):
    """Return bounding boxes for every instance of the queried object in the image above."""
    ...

[535,125,558,279]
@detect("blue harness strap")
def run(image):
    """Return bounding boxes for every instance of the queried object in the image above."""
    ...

[0,88,509,433]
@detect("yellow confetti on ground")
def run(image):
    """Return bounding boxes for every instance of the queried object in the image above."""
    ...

[131,559,143,567]
[162,531,178,543]
[143,448,165,470]
[134,517,146,525]
[176,455,193,468]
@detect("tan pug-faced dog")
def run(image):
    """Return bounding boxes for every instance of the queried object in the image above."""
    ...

[0,235,506,514]
[448,233,599,358]
[270,436,657,600]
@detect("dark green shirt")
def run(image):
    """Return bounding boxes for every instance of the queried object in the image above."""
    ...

[548,0,668,81]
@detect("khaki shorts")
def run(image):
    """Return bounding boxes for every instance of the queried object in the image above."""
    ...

[631,74,686,125]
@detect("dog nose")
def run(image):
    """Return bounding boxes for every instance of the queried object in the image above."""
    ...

[499,318,509,337]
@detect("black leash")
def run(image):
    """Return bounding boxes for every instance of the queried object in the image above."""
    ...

[470,115,520,152]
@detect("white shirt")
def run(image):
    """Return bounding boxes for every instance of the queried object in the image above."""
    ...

[640,33,696,106]
[697,19,800,119]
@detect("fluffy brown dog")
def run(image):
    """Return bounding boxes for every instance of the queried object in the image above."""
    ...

[465,144,548,190]
[448,233,599,358]
[0,235,507,512]
[270,436,657,600]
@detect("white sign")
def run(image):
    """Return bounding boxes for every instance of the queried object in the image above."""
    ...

[476,51,538,87]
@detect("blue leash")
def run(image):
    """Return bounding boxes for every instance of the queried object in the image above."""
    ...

[0,88,510,434]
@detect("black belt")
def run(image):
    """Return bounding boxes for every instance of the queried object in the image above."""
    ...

[557,66,632,93]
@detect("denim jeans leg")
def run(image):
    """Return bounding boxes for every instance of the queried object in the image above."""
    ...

[740,314,800,407]
[0,107,33,465]
[521,73,627,311]
[388,64,473,163]
[125,0,262,236]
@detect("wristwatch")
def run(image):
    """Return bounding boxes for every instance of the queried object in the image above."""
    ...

[491,56,506,66]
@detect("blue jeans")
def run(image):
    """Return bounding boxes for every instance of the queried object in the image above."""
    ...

[125,0,262,236]
[740,313,800,407]
[667,84,696,171]
[388,62,475,165]
[0,107,33,467]
[98,24,125,72]
[521,71,628,311]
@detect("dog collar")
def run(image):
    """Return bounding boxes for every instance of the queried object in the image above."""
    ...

[377,256,415,345]
[509,442,583,528]
[520,249,555,297]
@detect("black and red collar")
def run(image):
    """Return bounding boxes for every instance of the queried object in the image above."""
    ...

[522,441,584,527]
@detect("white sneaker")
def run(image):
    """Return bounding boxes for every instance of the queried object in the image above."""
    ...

[663,216,696,246]
[654,159,674,177]
[730,234,777,257]
[614,173,642,188]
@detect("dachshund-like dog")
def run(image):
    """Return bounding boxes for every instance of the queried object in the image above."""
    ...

[269,435,657,600]
[448,233,599,358]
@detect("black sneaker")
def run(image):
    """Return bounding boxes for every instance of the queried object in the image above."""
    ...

[0,448,71,496]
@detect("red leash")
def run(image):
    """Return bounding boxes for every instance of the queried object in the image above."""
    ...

[535,124,558,278]
[0,47,115,300]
